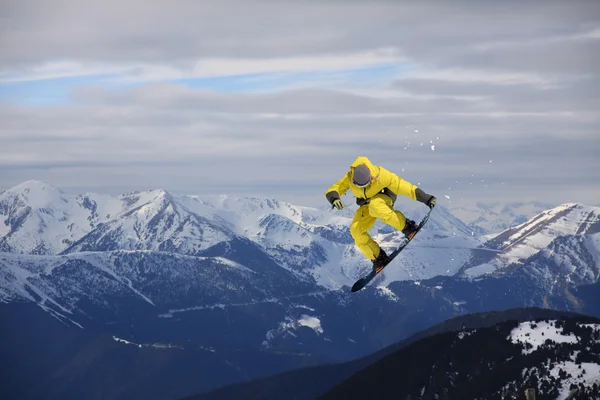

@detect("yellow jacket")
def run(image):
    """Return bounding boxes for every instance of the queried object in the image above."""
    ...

[325,156,417,206]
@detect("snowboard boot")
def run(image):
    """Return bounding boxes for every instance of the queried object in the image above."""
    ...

[402,218,418,240]
[372,248,391,274]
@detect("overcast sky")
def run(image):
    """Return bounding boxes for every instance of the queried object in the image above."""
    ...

[1,0,599,209]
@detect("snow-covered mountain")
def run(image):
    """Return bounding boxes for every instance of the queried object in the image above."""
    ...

[2,181,598,288]
[0,249,315,325]
[2,181,598,293]
[0,181,490,289]
[0,180,123,254]
[459,203,600,285]
[62,190,232,256]
[2,180,599,399]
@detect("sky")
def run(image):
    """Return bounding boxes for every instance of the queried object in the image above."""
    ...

[1,0,599,209]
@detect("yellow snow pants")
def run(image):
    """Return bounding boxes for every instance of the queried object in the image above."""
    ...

[350,193,408,261]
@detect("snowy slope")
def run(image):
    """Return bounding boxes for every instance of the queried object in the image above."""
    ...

[159,194,359,286]
[176,193,354,244]
[459,203,600,279]
[0,249,312,314]
[537,234,600,285]
[507,233,600,299]
[493,203,600,257]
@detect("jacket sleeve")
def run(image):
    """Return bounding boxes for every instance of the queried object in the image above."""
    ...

[324,172,351,204]
[377,167,417,200]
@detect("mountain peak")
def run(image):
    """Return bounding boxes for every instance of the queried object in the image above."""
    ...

[459,201,600,278]
[1,180,68,209]
[7,179,60,193]
[520,202,599,234]
[117,188,175,210]
[547,202,579,213]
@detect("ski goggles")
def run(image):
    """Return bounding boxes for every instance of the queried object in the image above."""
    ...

[352,177,372,188]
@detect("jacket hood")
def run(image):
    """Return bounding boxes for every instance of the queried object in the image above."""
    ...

[350,156,377,175]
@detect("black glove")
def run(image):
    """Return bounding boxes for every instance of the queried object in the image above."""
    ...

[426,196,436,209]
[415,188,436,209]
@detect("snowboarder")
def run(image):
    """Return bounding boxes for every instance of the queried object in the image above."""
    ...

[325,156,436,272]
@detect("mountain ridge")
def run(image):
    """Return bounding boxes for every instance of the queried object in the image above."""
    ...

[3,180,598,290]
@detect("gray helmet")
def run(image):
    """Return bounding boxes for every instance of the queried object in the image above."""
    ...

[352,164,371,187]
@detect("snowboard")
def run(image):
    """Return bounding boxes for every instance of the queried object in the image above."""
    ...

[350,206,434,293]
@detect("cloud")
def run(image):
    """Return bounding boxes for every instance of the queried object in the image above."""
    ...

[1,83,598,207]
[441,37,600,76]
[0,49,405,85]
[393,76,600,113]
[1,0,599,208]
[3,1,598,74]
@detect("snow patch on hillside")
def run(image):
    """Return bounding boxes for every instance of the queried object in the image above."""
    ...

[298,315,323,334]
[376,286,400,301]
[550,361,600,400]
[508,320,578,354]
[262,313,325,348]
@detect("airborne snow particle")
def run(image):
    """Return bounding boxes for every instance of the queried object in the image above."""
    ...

[431,145,435,151]
[445,195,450,199]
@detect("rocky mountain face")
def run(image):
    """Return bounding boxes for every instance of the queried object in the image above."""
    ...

[1,180,599,399]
